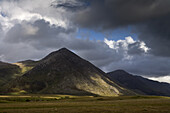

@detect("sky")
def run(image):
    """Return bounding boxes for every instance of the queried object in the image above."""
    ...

[0,0,170,83]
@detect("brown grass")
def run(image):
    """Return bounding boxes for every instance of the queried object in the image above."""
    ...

[0,95,170,113]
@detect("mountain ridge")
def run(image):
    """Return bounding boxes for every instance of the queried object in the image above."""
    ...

[107,70,170,96]
[1,48,169,97]
[1,48,133,96]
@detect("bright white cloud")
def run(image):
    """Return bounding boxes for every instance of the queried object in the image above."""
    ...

[104,38,115,49]
[104,36,149,53]
[0,0,69,32]
[147,76,170,83]
[139,41,150,53]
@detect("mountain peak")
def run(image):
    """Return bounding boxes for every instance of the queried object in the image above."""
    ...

[58,47,70,51]
[3,48,131,96]
[48,47,72,55]
[109,70,129,75]
[57,47,74,54]
[40,48,76,62]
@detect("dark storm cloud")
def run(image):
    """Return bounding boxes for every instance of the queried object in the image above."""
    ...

[63,0,170,57]
[72,0,170,29]
[51,0,87,11]
[137,14,170,57]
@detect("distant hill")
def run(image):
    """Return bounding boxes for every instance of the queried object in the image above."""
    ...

[1,48,133,96]
[107,70,170,96]
[13,60,39,75]
[18,60,39,67]
[0,61,21,86]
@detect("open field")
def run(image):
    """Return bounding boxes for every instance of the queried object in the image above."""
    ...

[0,95,170,113]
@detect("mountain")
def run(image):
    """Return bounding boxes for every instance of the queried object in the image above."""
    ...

[1,48,133,96]
[13,60,39,75]
[0,61,21,86]
[18,60,39,67]
[0,60,38,87]
[107,70,170,96]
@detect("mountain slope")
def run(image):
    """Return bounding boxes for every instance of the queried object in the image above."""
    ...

[2,48,132,96]
[0,61,21,86]
[107,70,170,96]
[13,60,39,75]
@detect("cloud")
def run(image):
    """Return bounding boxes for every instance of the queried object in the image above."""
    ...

[71,0,170,29]
[105,54,170,77]
[0,0,73,62]
[147,76,170,84]
[103,37,170,77]
[1,17,170,77]
[1,17,123,67]
[51,0,87,11]
[0,0,170,83]
[104,36,150,55]
[137,15,170,57]
[1,15,153,76]
[0,0,69,30]
[0,42,49,62]
[4,19,76,49]
[61,0,170,57]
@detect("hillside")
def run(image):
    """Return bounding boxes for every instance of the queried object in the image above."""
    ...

[0,61,21,86]
[1,48,132,96]
[107,70,170,96]
[13,60,39,75]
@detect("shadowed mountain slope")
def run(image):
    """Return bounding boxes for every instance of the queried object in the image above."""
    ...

[0,61,21,86]
[2,48,133,96]
[107,70,170,96]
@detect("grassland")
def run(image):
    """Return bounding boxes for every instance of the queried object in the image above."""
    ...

[0,95,170,113]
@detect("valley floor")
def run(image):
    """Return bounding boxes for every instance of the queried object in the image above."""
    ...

[0,95,170,113]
